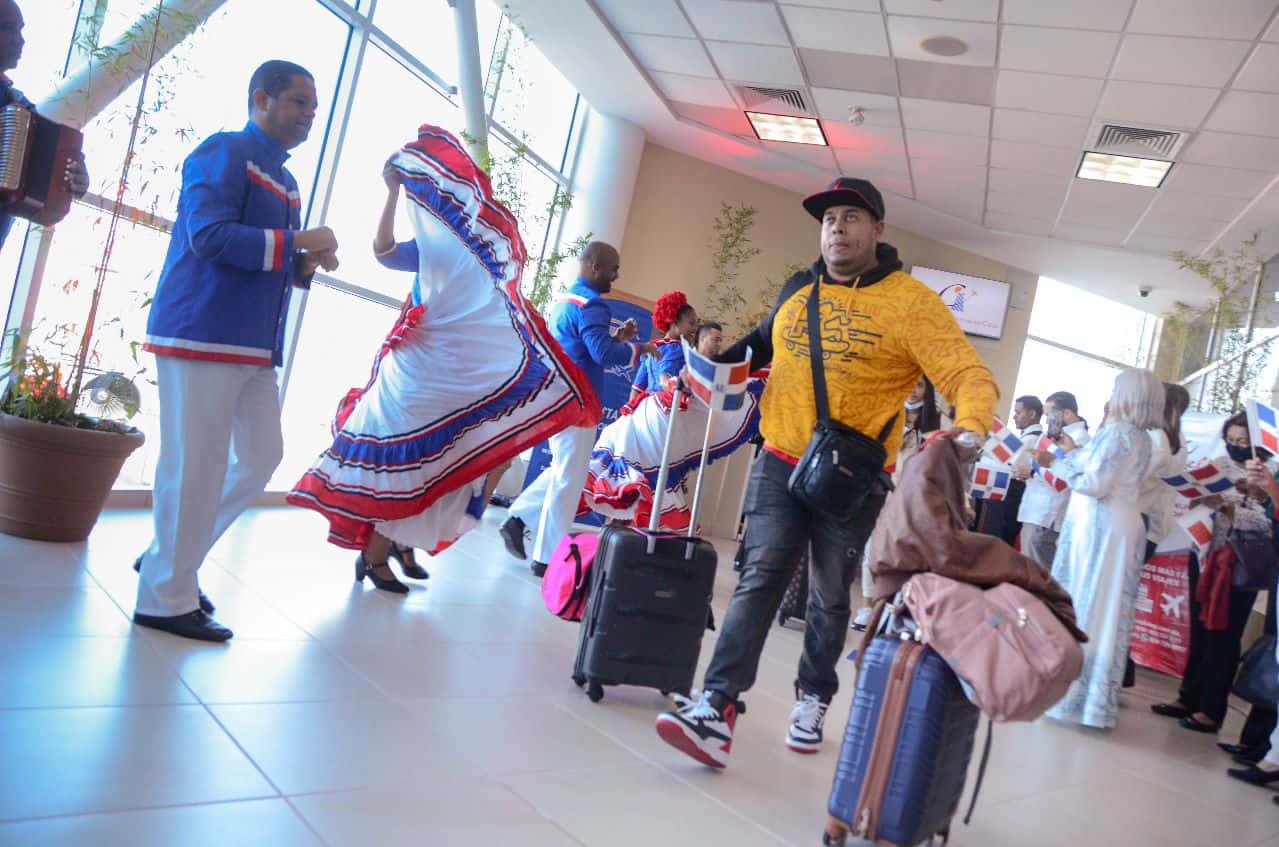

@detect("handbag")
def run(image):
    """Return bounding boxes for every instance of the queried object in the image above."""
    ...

[1229,528,1277,591]
[788,277,896,522]
[1233,634,1279,707]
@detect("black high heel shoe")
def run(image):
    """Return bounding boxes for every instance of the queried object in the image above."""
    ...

[355,554,409,594]
[388,544,429,580]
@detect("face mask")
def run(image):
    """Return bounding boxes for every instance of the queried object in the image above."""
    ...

[904,399,924,411]
[1227,444,1253,464]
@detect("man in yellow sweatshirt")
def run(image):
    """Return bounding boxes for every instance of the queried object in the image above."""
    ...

[656,177,998,769]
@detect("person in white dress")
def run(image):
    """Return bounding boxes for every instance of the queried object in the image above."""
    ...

[1039,368,1163,729]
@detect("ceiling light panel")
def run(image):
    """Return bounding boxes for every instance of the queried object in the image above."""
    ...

[1076,151,1173,188]
[746,112,829,146]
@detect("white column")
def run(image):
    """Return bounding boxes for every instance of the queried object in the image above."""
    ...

[38,0,228,129]
[450,0,489,161]
[559,108,645,252]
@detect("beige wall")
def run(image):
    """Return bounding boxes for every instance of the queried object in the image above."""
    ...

[619,143,1037,413]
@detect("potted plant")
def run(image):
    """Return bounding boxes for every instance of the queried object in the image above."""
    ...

[0,5,194,541]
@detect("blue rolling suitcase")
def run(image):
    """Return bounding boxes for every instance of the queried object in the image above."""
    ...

[823,623,981,846]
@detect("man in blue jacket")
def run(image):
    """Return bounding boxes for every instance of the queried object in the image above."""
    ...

[501,241,656,575]
[133,61,339,642]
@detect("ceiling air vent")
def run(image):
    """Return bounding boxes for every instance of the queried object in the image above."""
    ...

[736,85,810,115]
[1093,124,1184,159]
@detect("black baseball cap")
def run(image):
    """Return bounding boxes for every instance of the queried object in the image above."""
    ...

[802,176,885,222]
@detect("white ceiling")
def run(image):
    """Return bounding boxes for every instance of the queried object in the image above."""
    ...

[503,0,1279,313]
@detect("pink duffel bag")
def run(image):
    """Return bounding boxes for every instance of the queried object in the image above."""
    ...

[543,533,600,622]
[900,572,1084,722]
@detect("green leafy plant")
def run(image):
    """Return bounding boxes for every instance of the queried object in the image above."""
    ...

[704,203,762,335]
[1165,235,1269,413]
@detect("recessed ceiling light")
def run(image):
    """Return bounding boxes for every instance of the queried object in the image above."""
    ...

[745,111,828,146]
[1076,151,1173,188]
[919,35,968,57]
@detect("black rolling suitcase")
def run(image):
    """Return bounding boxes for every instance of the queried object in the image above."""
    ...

[572,382,719,702]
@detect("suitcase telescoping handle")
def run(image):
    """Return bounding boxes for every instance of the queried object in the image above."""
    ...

[646,379,719,559]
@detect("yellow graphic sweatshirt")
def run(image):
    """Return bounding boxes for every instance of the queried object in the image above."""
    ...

[720,244,999,467]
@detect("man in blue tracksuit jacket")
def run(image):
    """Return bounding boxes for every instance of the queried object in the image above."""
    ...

[501,241,657,574]
[133,61,340,642]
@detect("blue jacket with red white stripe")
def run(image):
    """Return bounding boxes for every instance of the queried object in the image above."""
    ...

[144,122,306,367]
[551,278,640,404]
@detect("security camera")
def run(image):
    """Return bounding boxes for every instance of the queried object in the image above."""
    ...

[1139,285,1152,298]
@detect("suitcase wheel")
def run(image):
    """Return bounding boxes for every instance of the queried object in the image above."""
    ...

[587,681,605,703]
[572,673,586,689]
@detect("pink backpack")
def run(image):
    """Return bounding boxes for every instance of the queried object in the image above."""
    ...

[900,573,1084,722]
[543,534,600,622]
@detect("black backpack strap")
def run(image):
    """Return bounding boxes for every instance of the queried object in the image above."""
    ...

[805,279,829,424]
[876,412,899,443]
[963,718,994,826]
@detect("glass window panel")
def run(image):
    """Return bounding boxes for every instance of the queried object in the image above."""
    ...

[10,0,77,103]
[489,24,578,168]
[24,200,171,488]
[370,0,501,90]
[318,44,464,299]
[81,0,349,221]
[1011,338,1121,427]
[271,283,399,490]
[1027,277,1156,368]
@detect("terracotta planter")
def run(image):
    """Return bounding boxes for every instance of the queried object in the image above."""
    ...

[0,412,145,542]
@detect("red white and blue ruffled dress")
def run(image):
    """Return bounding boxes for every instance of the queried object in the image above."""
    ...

[582,339,764,531]
[288,125,599,553]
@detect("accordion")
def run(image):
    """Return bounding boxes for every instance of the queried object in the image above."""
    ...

[0,104,83,226]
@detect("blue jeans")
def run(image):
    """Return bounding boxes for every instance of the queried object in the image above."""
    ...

[703,451,888,703]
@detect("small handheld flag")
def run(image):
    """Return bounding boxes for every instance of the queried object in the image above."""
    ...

[1176,505,1216,557]
[1162,458,1242,500]
[971,465,1012,501]
[1031,435,1069,492]
[1246,399,1279,456]
[982,417,1023,466]
[681,340,752,412]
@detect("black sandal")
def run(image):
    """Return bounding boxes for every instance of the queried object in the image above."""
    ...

[388,543,429,580]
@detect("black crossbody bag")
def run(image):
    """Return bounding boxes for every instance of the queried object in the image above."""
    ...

[787,278,896,522]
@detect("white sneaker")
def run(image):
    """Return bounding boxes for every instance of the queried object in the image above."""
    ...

[656,691,738,769]
[786,690,829,754]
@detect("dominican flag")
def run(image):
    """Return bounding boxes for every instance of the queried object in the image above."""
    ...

[972,465,1012,501]
[1246,399,1279,455]
[682,340,751,412]
[983,417,1023,465]
[1032,435,1069,492]
[1176,505,1216,556]
[1163,459,1241,500]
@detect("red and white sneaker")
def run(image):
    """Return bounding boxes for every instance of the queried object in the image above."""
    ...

[656,691,737,769]
[786,690,829,754]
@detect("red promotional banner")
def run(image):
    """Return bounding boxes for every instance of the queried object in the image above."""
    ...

[1131,553,1192,677]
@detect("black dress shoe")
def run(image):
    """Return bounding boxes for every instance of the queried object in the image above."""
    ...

[387,544,429,580]
[501,516,528,560]
[133,555,215,614]
[1236,749,1268,765]
[133,609,233,642]
[530,561,548,578]
[355,555,409,594]
[1227,764,1279,786]
[1151,702,1191,719]
[1180,715,1221,734]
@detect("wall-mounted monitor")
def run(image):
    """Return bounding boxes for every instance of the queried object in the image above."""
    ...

[910,266,1011,341]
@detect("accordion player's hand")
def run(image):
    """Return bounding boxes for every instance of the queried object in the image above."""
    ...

[65,154,89,198]
[314,249,339,272]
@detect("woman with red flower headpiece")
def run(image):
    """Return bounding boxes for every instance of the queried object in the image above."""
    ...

[622,291,699,415]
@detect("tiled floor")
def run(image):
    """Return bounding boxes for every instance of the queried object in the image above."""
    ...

[1,506,1276,846]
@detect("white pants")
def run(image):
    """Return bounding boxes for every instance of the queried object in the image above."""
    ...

[509,425,596,564]
[136,357,284,617]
